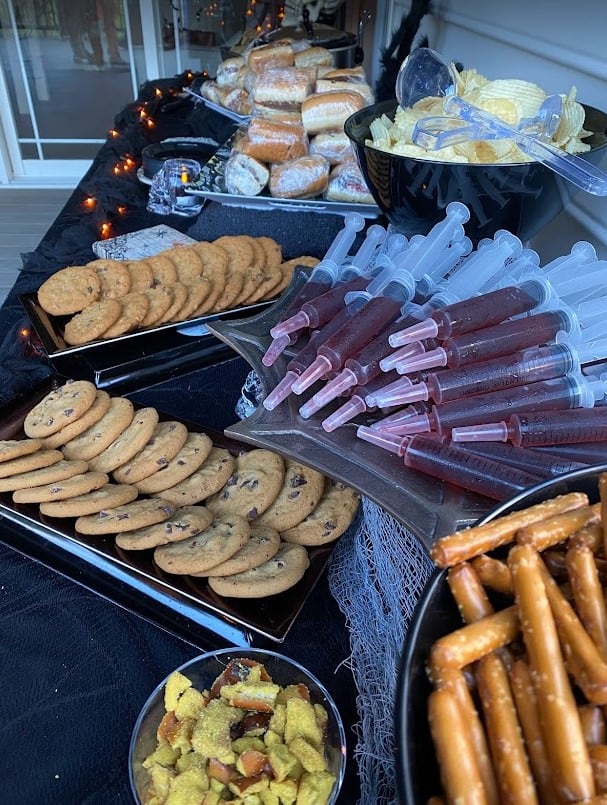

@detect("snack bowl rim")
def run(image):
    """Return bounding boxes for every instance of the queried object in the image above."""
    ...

[129,647,347,804]
[396,461,607,804]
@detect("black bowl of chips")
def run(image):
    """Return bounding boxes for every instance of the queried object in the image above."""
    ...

[345,99,607,244]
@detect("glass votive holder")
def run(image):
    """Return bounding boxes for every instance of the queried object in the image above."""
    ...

[147,157,204,217]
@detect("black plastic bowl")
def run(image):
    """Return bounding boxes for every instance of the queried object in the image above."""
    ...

[395,462,607,804]
[345,100,607,244]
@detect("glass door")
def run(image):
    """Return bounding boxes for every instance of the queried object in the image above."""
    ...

[0,0,283,186]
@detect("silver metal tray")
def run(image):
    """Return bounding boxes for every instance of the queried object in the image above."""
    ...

[184,132,381,218]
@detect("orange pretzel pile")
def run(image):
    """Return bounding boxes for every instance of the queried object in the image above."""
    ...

[424,475,607,804]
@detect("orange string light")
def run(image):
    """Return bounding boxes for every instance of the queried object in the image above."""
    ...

[100,222,112,238]
[83,196,96,209]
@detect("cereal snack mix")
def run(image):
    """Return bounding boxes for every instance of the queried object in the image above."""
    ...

[140,657,338,804]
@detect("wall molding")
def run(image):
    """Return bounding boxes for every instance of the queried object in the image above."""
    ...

[439,10,607,83]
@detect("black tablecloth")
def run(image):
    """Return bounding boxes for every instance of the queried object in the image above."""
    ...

[0,75,368,803]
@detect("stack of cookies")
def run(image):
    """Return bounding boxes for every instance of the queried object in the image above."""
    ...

[35,235,319,346]
[1,379,359,599]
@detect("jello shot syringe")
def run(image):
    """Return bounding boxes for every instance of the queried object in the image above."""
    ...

[355,428,543,501]
[373,332,607,409]
[262,211,364,366]
[387,242,602,349]
[393,293,607,376]
[372,374,607,436]
[290,202,470,398]
[268,224,390,340]
[451,406,607,447]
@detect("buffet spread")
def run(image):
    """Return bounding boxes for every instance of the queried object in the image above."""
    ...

[5,34,607,805]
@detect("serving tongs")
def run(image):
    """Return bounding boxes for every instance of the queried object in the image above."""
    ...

[413,93,563,150]
[397,47,607,196]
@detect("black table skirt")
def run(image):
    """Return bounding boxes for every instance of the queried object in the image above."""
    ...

[0,75,371,803]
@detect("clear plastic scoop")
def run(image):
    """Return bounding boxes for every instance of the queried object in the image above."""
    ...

[442,95,607,196]
[413,94,563,151]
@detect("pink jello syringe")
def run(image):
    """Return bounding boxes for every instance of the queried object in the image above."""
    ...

[374,343,577,408]
[373,374,607,436]
[355,428,544,500]
[454,440,587,477]
[291,202,470,399]
[262,212,364,366]
[393,306,585,375]
[269,224,391,340]
[451,406,607,447]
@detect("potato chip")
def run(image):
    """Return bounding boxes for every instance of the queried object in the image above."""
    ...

[475,79,546,124]
[367,65,593,166]
[553,97,586,147]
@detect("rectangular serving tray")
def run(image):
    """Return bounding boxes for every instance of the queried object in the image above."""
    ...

[0,379,340,645]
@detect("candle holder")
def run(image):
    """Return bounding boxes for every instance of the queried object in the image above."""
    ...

[146,157,204,217]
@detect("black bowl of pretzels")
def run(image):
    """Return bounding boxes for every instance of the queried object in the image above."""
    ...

[396,463,607,804]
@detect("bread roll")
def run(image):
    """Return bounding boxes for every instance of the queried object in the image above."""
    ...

[241,118,308,163]
[246,41,295,73]
[323,66,368,83]
[294,46,334,69]
[216,56,246,87]
[217,87,251,116]
[252,67,313,109]
[325,161,375,204]
[301,91,366,134]
[224,152,269,196]
[316,78,375,106]
[309,131,354,164]
[269,154,330,199]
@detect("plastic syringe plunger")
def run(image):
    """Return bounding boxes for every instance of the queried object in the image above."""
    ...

[543,240,597,282]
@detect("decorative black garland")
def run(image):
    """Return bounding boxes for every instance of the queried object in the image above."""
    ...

[78,69,199,238]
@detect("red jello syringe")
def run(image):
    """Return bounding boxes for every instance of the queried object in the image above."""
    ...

[374,374,607,436]
[356,428,543,500]
[451,407,607,446]
[262,212,364,365]
[394,308,578,374]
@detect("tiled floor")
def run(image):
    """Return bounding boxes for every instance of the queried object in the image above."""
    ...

[0,188,73,305]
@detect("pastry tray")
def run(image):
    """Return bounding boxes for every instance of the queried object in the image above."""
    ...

[0,379,345,646]
[184,132,381,218]
[20,293,272,395]
[206,271,496,549]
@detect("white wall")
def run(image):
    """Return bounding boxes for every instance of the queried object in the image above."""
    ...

[376,1,607,261]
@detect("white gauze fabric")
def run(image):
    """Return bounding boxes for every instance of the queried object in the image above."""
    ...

[328,497,434,805]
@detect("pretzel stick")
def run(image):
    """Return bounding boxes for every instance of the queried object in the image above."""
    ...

[431,492,588,567]
[429,606,519,680]
[440,668,500,805]
[471,555,513,595]
[509,658,557,804]
[538,559,607,705]
[476,652,538,804]
[447,562,494,623]
[427,686,489,805]
[570,521,604,553]
[508,544,595,802]
[589,745,607,794]
[567,545,607,661]
[516,502,602,551]
[579,705,607,746]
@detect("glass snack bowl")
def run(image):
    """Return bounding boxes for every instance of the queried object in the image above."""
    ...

[129,648,347,804]
[344,99,607,244]
[395,462,607,803]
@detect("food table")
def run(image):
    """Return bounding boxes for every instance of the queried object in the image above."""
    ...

[1,73,404,805]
